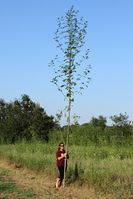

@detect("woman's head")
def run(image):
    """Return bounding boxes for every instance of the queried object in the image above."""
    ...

[58,142,64,150]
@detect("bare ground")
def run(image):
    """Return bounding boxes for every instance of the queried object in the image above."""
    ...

[0,159,111,199]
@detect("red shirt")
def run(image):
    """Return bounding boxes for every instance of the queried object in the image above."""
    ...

[56,149,66,167]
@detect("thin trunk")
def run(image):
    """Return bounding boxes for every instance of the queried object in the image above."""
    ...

[63,95,71,188]
[63,30,72,187]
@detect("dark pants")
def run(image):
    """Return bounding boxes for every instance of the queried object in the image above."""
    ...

[58,166,64,181]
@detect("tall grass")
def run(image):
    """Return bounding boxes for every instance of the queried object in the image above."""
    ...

[0,140,133,199]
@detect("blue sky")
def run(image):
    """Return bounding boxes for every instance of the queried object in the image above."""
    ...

[0,0,133,125]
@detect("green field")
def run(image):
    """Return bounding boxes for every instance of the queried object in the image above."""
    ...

[0,141,133,199]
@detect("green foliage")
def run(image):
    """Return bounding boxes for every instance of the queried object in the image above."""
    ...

[110,113,132,141]
[49,6,91,186]
[0,142,133,199]
[49,6,91,101]
[49,6,91,137]
[0,95,56,143]
[49,121,133,146]
[110,112,130,127]
[90,115,107,130]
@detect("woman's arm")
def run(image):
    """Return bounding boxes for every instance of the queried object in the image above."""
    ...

[57,153,66,160]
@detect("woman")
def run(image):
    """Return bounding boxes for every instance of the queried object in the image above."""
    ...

[56,142,69,189]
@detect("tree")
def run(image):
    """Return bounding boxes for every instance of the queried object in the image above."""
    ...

[31,103,55,142]
[49,6,91,186]
[110,113,130,127]
[0,99,8,142]
[90,115,107,130]
[110,113,132,139]
[0,95,56,143]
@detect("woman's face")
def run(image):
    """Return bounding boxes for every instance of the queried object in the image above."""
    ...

[60,144,64,150]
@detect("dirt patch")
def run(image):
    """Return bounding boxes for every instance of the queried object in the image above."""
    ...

[0,159,110,199]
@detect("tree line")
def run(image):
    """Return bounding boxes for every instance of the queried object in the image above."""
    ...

[81,114,133,144]
[54,113,133,145]
[0,94,57,143]
[0,95,132,144]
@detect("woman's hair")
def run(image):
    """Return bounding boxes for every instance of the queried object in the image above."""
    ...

[58,142,64,150]
[58,142,64,147]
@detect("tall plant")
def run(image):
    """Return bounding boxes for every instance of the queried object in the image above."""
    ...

[49,6,91,186]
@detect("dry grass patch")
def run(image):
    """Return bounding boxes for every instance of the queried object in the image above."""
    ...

[0,159,111,199]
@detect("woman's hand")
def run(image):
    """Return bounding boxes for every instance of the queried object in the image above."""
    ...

[63,153,67,158]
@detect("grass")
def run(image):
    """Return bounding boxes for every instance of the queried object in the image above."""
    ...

[0,141,133,199]
[0,167,36,199]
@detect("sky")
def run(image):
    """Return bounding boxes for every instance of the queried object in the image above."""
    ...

[0,0,133,125]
